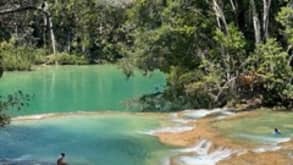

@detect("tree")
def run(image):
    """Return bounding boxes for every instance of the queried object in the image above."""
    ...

[277,3,293,66]
[0,0,131,65]
[0,0,292,111]
[0,65,30,127]
[0,57,30,127]
[121,0,293,111]
[247,39,293,107]
[0,91,30,127]
[0,0,57,55]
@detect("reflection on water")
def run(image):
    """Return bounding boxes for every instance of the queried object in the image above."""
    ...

[0,113,172,165]
[0,65,165,115]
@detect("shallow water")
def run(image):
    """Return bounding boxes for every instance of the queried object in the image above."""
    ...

[0,113,173,165]
[0,65,171,164]
[0,65,165,115]
[213,110,293,144]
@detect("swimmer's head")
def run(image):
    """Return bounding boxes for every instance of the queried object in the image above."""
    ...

[60,153,65,158]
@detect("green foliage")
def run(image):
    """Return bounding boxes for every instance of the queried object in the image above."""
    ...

[0,41,47,71]
[214,24,247,57]
[166,67,215,109]
[276,7,293,45]
[124,0,213,73]
[0,0,292,111]
[121,0,293,111]
[46,53,89,65]
[0,40,89,70]
[0,53,30,127]
[0,91,30,127]
[51,0,129,62]
[248,39,293,106]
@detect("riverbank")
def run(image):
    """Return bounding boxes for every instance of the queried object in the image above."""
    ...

[0,45,90,71]
[153,109,293,165]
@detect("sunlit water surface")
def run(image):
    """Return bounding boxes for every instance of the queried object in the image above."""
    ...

[0,113,173,165]
[0,65,170,164]
[0,65,165,115]
[214,110,293,144]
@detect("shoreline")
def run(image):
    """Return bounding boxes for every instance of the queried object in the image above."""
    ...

[11,111,169,121]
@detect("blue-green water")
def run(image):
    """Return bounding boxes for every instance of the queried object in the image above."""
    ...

[1,66,292,164]
[0,113,172,165]
[213,110,293,144]
[0,65,165,115]
[0,65,171,165]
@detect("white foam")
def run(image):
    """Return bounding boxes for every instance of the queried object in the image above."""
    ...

[253,145,282,153]
[143,126,194,135]
[170,113,178,118]
[7,154,32,162]
[172,118,193,124]
[236,150,248,156]
[161,156,171,165]
[237,134,291,144]
[12,113,57,121]
[182,108,233,120]
[179,140,212,155]
[178,148,234,165]
[174,139,236,165]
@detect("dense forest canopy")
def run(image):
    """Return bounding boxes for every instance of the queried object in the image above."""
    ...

[121,0,293,110]
[0,0,292,112]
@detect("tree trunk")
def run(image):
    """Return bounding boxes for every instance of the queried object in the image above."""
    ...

[43,1,57,57]
[43,14,47,48]
[0,3,57,56]
[229,0,236,14]
[48,16,56,56]
[66,32,72,52]
[230,0,239,24]
[212,0,228,33]
[288,45,293,66]
[263,0,272,41]
[14,23,18,39]
[212,0,231,84]
[250,0,262,44]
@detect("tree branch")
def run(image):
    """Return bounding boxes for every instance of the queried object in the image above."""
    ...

[214,76,237,102]
[0,6,49,16]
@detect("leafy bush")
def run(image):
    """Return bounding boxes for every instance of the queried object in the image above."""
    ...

[46,53,89,65]
[247,39,293,107]
[0,90,31,127]
[0,41,48,71]
[0,41,89,71]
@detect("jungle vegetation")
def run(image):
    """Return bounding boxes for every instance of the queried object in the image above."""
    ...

[0,0,292,113]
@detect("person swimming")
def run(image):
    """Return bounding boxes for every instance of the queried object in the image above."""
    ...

[273,128,281,135]
[57,153,68,165]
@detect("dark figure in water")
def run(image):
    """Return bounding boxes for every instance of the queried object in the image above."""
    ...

[274,128,281,135]
[57,153,68,165]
